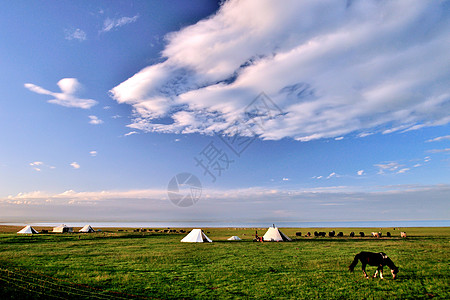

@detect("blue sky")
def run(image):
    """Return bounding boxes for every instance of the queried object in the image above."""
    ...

[0,0,449,224]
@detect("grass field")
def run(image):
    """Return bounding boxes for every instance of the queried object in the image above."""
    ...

[0,226,449,299]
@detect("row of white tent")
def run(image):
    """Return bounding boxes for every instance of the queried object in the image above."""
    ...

[17,224,95,234]
[180,227,291,242]
[17,225,290,242]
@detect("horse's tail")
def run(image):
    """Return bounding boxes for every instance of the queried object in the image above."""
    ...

[348,253,360,272]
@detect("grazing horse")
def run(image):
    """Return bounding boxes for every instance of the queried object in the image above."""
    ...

[349,251,399,279]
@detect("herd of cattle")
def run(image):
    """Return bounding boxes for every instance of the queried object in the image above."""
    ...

[295,230,407,238]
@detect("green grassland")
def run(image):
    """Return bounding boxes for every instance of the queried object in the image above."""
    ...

[0,226,449,299]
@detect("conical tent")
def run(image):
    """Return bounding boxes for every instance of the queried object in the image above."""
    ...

[181,229,212,242]
[17,225,38,234]
[227,236,241,241]
[262,227,291,242]
[79,225,95,233]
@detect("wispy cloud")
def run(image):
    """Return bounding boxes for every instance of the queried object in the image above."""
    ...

[397,168,410,174]
[124,131,138,137]
[110,0,450,141]
[64,28,87,41]
[90,151,97,157]
[357,170,364,176]
[70,162,80,169]
[427,148,450,154]
[88,115,103,125]
[327,172,337,179]
[29,161,55,172]
[375,162,402,172]
[426,135,450,142]
[101,15,139,33]
[25,78,97,109]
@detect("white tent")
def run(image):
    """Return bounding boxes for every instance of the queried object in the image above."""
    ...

[17,225,38,234]
[79,225,95,233]
[52,224,73,233]
[262,227,291,242]
[181,229,212,243]
[227,236,241,241]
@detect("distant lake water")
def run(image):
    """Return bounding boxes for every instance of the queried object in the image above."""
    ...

[3,220,449,228]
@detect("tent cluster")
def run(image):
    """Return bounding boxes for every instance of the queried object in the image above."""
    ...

[17,224,96,234]
[180,226,290,243]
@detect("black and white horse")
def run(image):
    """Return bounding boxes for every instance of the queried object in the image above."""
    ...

[349,251,399,279]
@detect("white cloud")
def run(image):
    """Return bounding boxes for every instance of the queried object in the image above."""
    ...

[357,170,364,176]
[427,148,450,153]
[426,135,450,142]
[110,0,450,141]
[29,161,54,171]
[90,151,97,157]
[88,115,103,125]
[101,15,139,32]
[397,168,410,174]
[65,28,87,41]
[25,78,97,109]
[327,172,337,179]
[358,132,373,138]
[374,162,402,173]
[70,162,80,169]
[282,177,290,181]
[124,131,138,137]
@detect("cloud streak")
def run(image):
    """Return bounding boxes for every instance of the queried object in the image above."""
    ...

[110,0,450,141]
[25,78,97,109]
[101,15,139,32]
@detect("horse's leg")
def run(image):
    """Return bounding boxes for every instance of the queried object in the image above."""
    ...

[379,267,384,279]
[373,268,378,278]
[362,263,369,278]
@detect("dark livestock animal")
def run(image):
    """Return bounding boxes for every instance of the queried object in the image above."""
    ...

[329,231,335,237]
[350,232,355,237]
[349,251,399,279]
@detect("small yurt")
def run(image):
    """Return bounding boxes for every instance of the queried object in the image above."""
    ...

[227,236,241,241]
[181,229,212,243]
[52,224,73,233]
[262,226,291,242]
[79,225,95,233]
[17,225,38,234]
